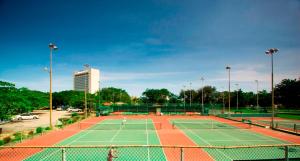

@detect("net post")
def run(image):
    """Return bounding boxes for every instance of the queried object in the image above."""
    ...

[180,147,184,161]
[275,122,278,128]
[294,124,296,132]
[62,147,66,161]
[284,146,289,161]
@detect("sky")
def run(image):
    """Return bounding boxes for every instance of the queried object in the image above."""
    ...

[0,0,299,96]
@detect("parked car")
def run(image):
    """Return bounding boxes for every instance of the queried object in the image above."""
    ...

[67,108,82,112]
[56,107,63,111]
[14,113,39,120]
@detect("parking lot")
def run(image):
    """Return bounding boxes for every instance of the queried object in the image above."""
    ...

[0,110,69,134]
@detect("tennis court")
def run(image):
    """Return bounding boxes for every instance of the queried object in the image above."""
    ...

[24,119,166,161]
[251,119,300,133]
[171,119,300,161]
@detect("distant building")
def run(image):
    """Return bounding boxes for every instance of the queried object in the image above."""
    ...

[73,67,100,94]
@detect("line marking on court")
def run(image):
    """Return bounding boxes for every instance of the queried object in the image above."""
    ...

[171,119,218,160]
[146,119,150,161]
[109,123,123,142]
[75,141,142,143]
[39,129,95,161]
[179,121,234,160]
[152,118,168,161]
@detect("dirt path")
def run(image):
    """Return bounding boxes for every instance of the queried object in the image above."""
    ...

[1,110,69,134]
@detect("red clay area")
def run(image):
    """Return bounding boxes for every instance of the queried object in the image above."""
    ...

[0,117,103,161]
[151,115,214,161]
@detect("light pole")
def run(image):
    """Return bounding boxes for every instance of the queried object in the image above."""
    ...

[84,64,89,118]
[255,80,259,108]
[226,66,231,117]
[48,43,58,129]
[183,85,186,112]
[265,48,279,128]
[200,77,204,114]
[235,83,239,111]
[98,81,101,107]
[222,87,225,114]
[189,82,192,109]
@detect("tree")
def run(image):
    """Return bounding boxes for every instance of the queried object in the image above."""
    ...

[98,87,131,104]
[142,88,174,104]
[0,81,48,120]
[275,79,300,108]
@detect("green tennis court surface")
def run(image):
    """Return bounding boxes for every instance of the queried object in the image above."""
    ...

[25,119,166,161]
[172,119,300,161]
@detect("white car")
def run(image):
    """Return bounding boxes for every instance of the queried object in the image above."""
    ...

[15,113,39,120]
[67,108,82,112]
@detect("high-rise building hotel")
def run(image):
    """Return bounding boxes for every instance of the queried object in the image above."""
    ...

[73,67,100,94]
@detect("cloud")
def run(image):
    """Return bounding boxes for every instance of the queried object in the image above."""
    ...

[101,71,190,81]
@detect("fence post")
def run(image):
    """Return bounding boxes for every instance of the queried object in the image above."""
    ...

[180,147,184,161]
[285,146,289,161]
[62,148,66,161]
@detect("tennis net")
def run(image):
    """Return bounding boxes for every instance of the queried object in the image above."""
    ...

[78,122,162,130]
[172,121,251,129]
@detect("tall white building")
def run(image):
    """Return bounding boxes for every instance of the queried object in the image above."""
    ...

[73,67,100,94]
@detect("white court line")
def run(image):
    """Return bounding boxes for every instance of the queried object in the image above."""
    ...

[76,140,142,143]
[207,139,281,142]
[152,119,168,161]
[40,129,95,161]
[109,124,123,142]
[180,123,233,161]
[146,119,150,161]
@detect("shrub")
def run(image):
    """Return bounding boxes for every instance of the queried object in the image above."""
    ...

[67,119,73,124]
[36,127,43,134]
[13,132,22,141]
[45,127,51,130]
[71,112,79,117]
[3,136,11,143]
[0,140,4,146]
[28,130,34,136]
[72,116,81,122]
[59,118,69,125]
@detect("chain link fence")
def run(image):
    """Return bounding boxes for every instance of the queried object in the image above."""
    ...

[1,144,299,161]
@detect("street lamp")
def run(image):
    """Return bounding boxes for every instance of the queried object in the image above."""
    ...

[255,80,259,108]
[98,81,101,107]
[226,66,231,117]
[221,87,225,114]
[183,85,186,112]
[235,83,239,111]
[48,43,58,129]
[200,77,204,115]
[265,48,279,128]
[189,82,192,109]
[83,64,89,118]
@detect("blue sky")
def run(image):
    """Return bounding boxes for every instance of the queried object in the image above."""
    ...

[0,0,299,96]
